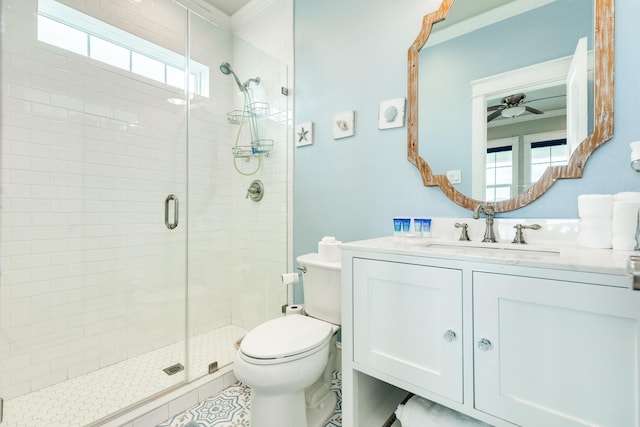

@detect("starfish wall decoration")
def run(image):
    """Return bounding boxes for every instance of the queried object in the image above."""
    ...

[295,122,313,147]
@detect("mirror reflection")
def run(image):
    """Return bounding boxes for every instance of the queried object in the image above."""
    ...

[416,0,599,205]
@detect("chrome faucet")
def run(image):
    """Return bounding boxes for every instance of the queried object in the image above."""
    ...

[473,203,497,243]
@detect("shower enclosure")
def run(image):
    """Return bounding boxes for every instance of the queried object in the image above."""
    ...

[0,0,289,425]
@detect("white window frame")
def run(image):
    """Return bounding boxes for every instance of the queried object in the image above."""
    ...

[485,136,519,202]
[37,0,209,97]
[523,130,569,187]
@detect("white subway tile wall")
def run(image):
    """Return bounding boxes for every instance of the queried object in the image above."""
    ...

[1,0,288,412]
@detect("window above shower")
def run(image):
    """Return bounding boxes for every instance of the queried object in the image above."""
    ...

[37,0,210,97]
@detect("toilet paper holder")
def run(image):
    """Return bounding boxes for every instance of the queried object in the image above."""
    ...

[281,272,301,286]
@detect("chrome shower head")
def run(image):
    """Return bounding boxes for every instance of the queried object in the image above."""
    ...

[219,62,244,91]
[219,62,232,75]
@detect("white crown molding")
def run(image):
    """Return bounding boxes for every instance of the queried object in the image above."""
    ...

[231,0,277,28]
[175,0,232,30]
[428,0,557,47]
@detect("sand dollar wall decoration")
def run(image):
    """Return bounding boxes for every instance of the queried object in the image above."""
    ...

[378,98,406,129]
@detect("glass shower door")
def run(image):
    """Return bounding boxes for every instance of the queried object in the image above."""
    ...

[0,0,189,424]
[185,12,290,383]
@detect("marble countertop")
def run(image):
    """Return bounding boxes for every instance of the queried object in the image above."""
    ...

[341,235,634,278]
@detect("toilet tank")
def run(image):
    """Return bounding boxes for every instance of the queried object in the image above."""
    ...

[296,253,342,325]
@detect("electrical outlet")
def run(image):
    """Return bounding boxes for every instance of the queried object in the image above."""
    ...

[447,170,461,184]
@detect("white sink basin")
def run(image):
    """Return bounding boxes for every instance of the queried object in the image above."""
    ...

[418,241,561,257]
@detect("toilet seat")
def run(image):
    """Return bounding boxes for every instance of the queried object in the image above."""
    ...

[239,314,333,365]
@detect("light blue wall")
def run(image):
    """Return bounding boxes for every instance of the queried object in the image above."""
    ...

[293,0,640,284]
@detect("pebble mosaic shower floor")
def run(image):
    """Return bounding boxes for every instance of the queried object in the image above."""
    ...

[156,371,342,427]
[1,325,247,427]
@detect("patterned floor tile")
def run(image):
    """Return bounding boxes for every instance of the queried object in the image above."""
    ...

[157,371,342,427]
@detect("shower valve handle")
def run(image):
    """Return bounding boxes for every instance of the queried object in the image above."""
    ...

[246,180,264,202]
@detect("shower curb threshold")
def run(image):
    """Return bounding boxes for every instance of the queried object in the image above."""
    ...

[99,365,238,427]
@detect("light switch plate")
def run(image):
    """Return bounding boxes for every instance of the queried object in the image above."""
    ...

[447,170,461,184]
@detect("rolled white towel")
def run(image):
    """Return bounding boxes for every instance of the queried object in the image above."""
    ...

[614,192,640,202]
[578,209,614,248]
[611,201,638,250]
[395,396,491,427]
[612,201,638,231]
[611,237,636,251]
[578,194,613,219]
[579,218,611,233]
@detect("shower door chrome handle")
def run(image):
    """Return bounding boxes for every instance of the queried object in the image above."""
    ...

[165,194,179,230]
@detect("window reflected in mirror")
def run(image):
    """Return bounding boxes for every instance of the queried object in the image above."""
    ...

[484,134,568,203]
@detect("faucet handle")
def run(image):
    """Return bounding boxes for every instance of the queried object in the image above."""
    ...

[512,224,541,244]
[455,222,471,241]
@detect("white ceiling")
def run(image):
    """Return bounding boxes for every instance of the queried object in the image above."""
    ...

[201,0,252,16]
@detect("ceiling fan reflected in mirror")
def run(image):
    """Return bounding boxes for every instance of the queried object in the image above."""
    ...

[487,92,545,122]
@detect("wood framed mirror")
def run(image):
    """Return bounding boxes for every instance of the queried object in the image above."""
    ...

[407,0,614,212]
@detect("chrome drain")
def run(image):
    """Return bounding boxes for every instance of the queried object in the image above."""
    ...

[162,363,184,376]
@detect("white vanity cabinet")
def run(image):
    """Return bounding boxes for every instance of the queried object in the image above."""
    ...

[341,238,640,427]
[352,258,463,402]
[473,271,640,427]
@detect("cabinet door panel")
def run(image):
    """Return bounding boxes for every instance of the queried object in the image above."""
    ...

[353,258,463,402]
[474,272,640,427]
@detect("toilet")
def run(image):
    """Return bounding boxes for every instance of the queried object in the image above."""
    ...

[233,252,341,427]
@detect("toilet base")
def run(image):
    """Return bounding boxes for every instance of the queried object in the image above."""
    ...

[251,390,307,427]
[249,385,336,427]
[306,386,336,427]
[305,335,338,427]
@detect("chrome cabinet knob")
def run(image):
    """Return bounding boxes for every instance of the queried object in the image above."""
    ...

[477,338,492,351]
[443,330,457,342]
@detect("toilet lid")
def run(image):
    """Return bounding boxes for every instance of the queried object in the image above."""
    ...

[240,314,333,359]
